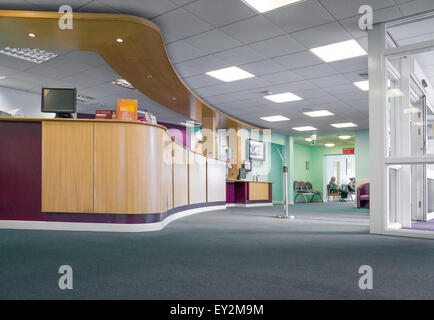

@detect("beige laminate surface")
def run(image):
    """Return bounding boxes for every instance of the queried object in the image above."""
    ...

[188,150,207,205]
[15,118,227,214]
[42,121,94,213]
[248,182,269,201]
[207,157,226,203]
[173,142,189,208]
[94,122,169,214]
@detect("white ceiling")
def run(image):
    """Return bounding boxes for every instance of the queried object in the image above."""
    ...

[0,0,433,134]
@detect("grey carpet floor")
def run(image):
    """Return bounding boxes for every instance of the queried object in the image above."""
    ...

[1,203,434,300]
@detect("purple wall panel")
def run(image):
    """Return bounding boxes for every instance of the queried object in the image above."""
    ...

[158,121,188,148]
[0,121,43,220]
[226,182,235,204]
[234,182,248,204]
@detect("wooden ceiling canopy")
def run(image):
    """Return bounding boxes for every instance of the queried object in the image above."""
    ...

[0,10,260,130]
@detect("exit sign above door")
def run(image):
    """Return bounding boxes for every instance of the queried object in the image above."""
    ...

[343,148,354,154]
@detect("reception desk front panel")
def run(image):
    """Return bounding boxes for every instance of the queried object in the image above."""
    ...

[0,118,226,232]
[42,121,94,213]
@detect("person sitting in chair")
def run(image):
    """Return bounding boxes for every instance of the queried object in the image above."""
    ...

[348,178,355,192]
[329,176,348,201]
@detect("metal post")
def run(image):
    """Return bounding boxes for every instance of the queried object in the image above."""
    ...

[276,149,294,219]
[283,164,288,218]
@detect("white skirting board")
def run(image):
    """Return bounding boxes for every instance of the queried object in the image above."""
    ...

[0,205,227,233]
[226,203,273,208]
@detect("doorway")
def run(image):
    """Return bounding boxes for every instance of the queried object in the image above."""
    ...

[323,154,355,201]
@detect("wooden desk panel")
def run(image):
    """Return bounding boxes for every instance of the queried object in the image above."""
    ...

[188,151,206,205]
[42,121,94,213]
[94,122,167,214]
[173,142,188,208]
[248,182,269,201]
[207,158,226,202]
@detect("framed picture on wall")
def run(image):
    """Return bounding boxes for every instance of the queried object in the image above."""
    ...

[249,139,264,161]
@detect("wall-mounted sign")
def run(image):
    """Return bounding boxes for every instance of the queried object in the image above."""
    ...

[343,148,355,154]
[117,99,137,121]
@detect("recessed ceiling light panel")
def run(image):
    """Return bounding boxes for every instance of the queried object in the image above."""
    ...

[264,92,302,103]
[292,126,317,131]
[303,110,334,117]
[354,80,369,91]
[205,66,254,82]
[310,40,367,62]
[0,47,58,64]
[338,135,352,140]
[331,122,358,128]
[260,115,290,122]
[241,0,303,13]
[325,143,335,147]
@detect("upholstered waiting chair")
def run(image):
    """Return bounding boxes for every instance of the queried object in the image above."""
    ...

[357,183,370,208]
[305,182,323,202]
[294,181,323,203]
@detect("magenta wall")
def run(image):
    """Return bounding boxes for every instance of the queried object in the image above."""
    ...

[0,121,43,220]
[158,121,188,148]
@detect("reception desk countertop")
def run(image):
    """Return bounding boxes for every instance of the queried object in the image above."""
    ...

[226,178,273,184]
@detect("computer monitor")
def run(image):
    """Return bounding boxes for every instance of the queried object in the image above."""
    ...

[237,168,246,180]
[41,87,77,118]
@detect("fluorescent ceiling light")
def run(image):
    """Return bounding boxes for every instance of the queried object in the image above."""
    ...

[264,92,302,103]
[260,115,290,122]
[112,79,135,90]
[241,0,303,13]
[338,135,352,140]
[205,66,254,82]
[303,110,334,117]
[28,33,36,38]
[354,80,369,91]
[325,143,335,147]
[331,122,358,128]
[305,138,312,142]
[116,38,123,43]
[0,47,58,64]
[310,40,367,62]
[0,76,6,80]
[292,126,317,131]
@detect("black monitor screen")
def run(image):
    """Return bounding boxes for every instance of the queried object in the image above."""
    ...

[41,88,76,113]
[237,168,246,180]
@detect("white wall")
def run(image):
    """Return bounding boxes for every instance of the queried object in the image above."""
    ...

[0,86,52,118]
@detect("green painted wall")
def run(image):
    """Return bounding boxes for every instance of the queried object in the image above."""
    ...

[270,143,284,202]
[271,132,286,145]
[293,143,311,183]
[355,130,370,181]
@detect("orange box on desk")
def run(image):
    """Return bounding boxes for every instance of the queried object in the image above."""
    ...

[117,99,137,121]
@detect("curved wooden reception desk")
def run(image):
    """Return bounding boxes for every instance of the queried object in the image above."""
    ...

[0,118,226,232]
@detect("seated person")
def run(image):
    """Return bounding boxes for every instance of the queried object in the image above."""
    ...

[329,176,348,200]
[348,178,355,192]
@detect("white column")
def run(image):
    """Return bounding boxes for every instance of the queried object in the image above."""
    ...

[368,23,388,234]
